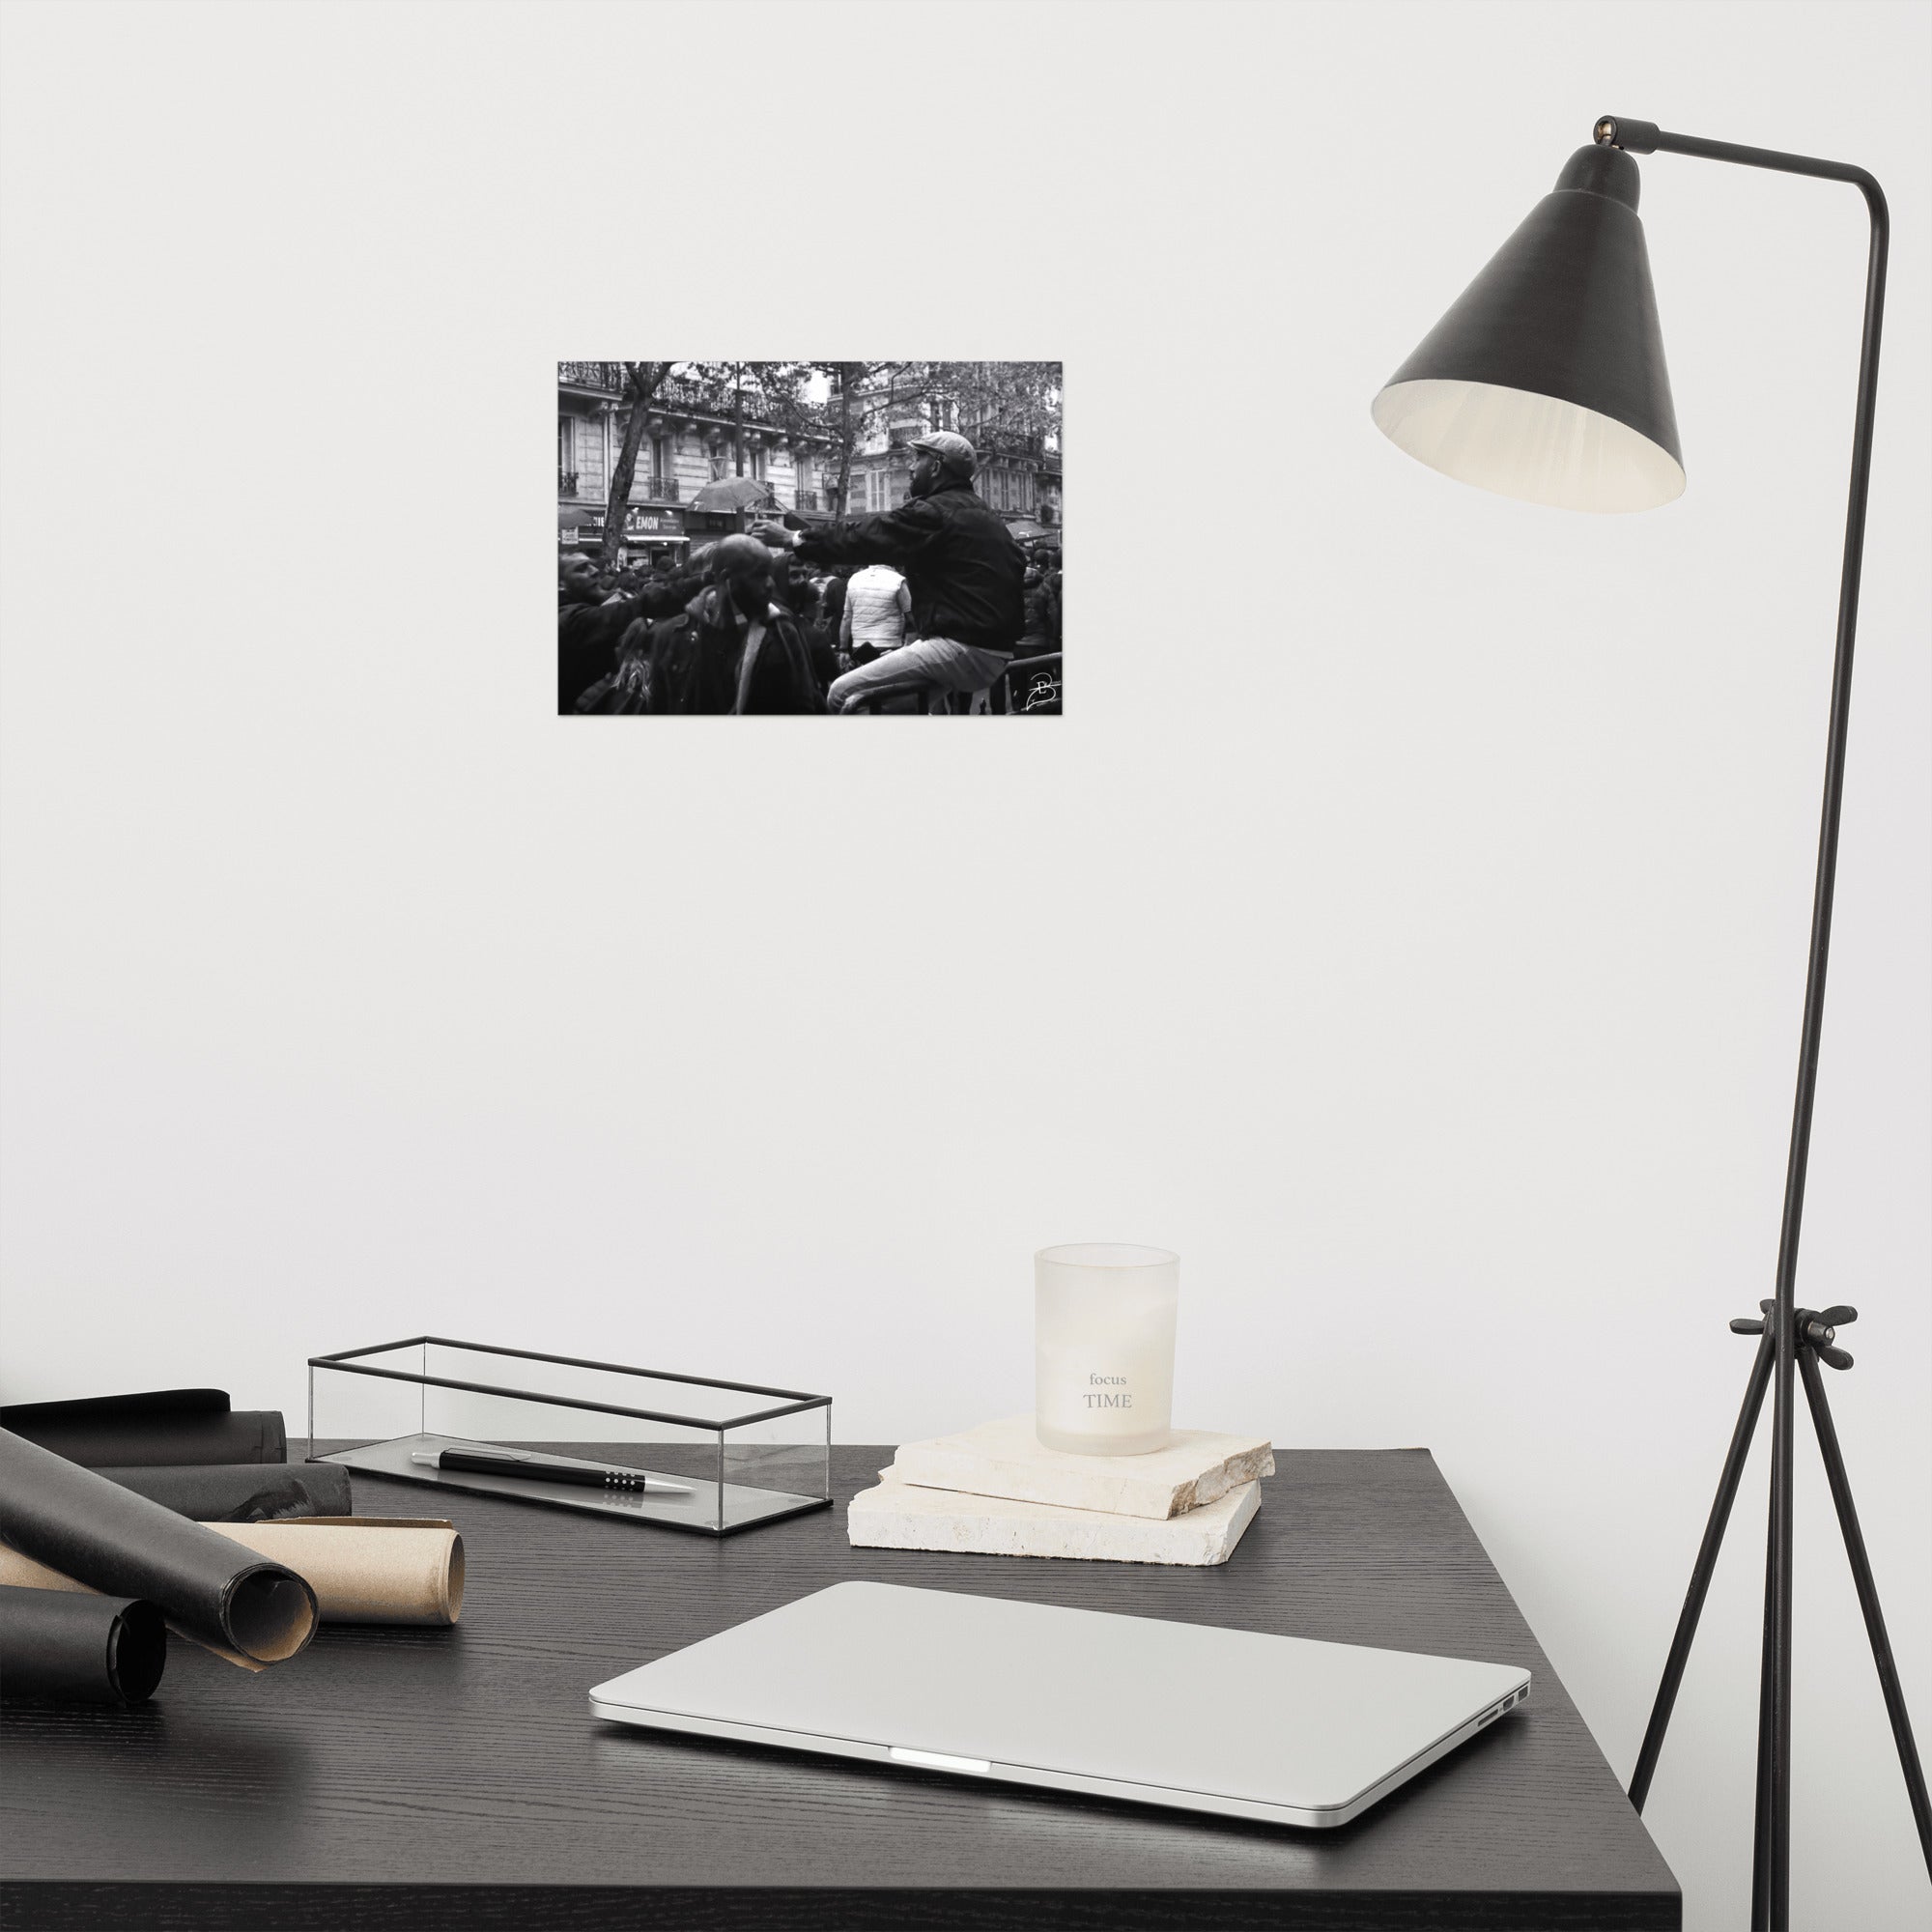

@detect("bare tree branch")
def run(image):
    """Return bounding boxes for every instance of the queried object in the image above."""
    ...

[600,361,678,567]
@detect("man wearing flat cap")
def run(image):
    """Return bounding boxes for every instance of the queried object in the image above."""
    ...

[753,429,1026,713]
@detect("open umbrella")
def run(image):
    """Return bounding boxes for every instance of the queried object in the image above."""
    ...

[686,477,777,515]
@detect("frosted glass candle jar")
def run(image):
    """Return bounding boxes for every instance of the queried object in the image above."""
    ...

[1034,1243,1179,1457]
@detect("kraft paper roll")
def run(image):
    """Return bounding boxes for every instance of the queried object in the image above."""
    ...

[0,1583,168,1704]
[205,1520,465,1625]
[97,1463,354,1522]
[0,1390,285,1466]
[0,1520,464,1628]
[0,1429,315,1670]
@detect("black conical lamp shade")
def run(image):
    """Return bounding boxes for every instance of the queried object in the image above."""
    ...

[1373,145,1684,512]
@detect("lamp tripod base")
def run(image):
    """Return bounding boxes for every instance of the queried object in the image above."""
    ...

[1628,1305,1931,1928]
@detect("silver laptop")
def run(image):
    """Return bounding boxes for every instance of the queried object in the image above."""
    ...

[588,1581,1530,1828]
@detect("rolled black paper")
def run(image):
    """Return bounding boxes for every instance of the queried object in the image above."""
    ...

[2,1388,226,1421]
[0,1391,284,1467]
[0,1429,316,1666]
[0,1584,167,1704]
[96,1463,354,1522]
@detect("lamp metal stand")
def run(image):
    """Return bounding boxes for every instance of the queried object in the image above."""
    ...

[1626,1304,1931,1920]
[1591,118,1926,1931]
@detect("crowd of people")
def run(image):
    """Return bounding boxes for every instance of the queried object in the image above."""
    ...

[557,431,1063,716]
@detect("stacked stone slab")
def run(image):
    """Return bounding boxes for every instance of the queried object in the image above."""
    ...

[847,1416,1274,1566]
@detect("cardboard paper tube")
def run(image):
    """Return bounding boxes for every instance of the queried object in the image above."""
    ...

[0,1519,464,1628]
[203,1520,465,1625]
[0,1584,168,1704]
[0,1429,316,1668]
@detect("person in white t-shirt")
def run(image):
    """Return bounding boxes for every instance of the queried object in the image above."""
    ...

[838,563,912,668]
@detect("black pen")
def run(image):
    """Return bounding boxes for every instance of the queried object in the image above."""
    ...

[410,1446,691,1495]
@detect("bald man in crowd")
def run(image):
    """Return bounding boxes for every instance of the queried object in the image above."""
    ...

[645,533,821,714]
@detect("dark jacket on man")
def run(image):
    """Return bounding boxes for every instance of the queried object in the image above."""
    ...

[1019,568,1062,652]
[557,567,704,712]
[645,587,822,715]
[793,482,1025,655]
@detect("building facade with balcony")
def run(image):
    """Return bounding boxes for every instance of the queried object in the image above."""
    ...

[963,421,1061,527]
[557,363,837,563]
[829,375,1062,531]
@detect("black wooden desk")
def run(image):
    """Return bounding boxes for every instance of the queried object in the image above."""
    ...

[1,1446,1679,1930]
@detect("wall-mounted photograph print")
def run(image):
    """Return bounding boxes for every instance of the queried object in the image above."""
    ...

[557,362,1062,716]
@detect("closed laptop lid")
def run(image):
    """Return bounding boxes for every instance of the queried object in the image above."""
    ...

[589,1580,1529,1817]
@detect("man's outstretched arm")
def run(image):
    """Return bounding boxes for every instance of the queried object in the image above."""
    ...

[753,497,942,570]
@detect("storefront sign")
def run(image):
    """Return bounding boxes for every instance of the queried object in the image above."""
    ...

[558,507,683,545]
[624,507,683,536]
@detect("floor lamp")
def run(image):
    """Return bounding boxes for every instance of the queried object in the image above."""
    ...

[1370,116,1927,1932]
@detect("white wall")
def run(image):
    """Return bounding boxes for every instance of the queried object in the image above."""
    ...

[1,3,1925,1925]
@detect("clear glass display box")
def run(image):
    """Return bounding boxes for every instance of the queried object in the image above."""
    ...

[308,1337,832,1536]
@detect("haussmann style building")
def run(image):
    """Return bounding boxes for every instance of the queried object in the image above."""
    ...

[557,364,838,568]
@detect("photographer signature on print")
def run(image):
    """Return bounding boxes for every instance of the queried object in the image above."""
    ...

[557,362,1062,715]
